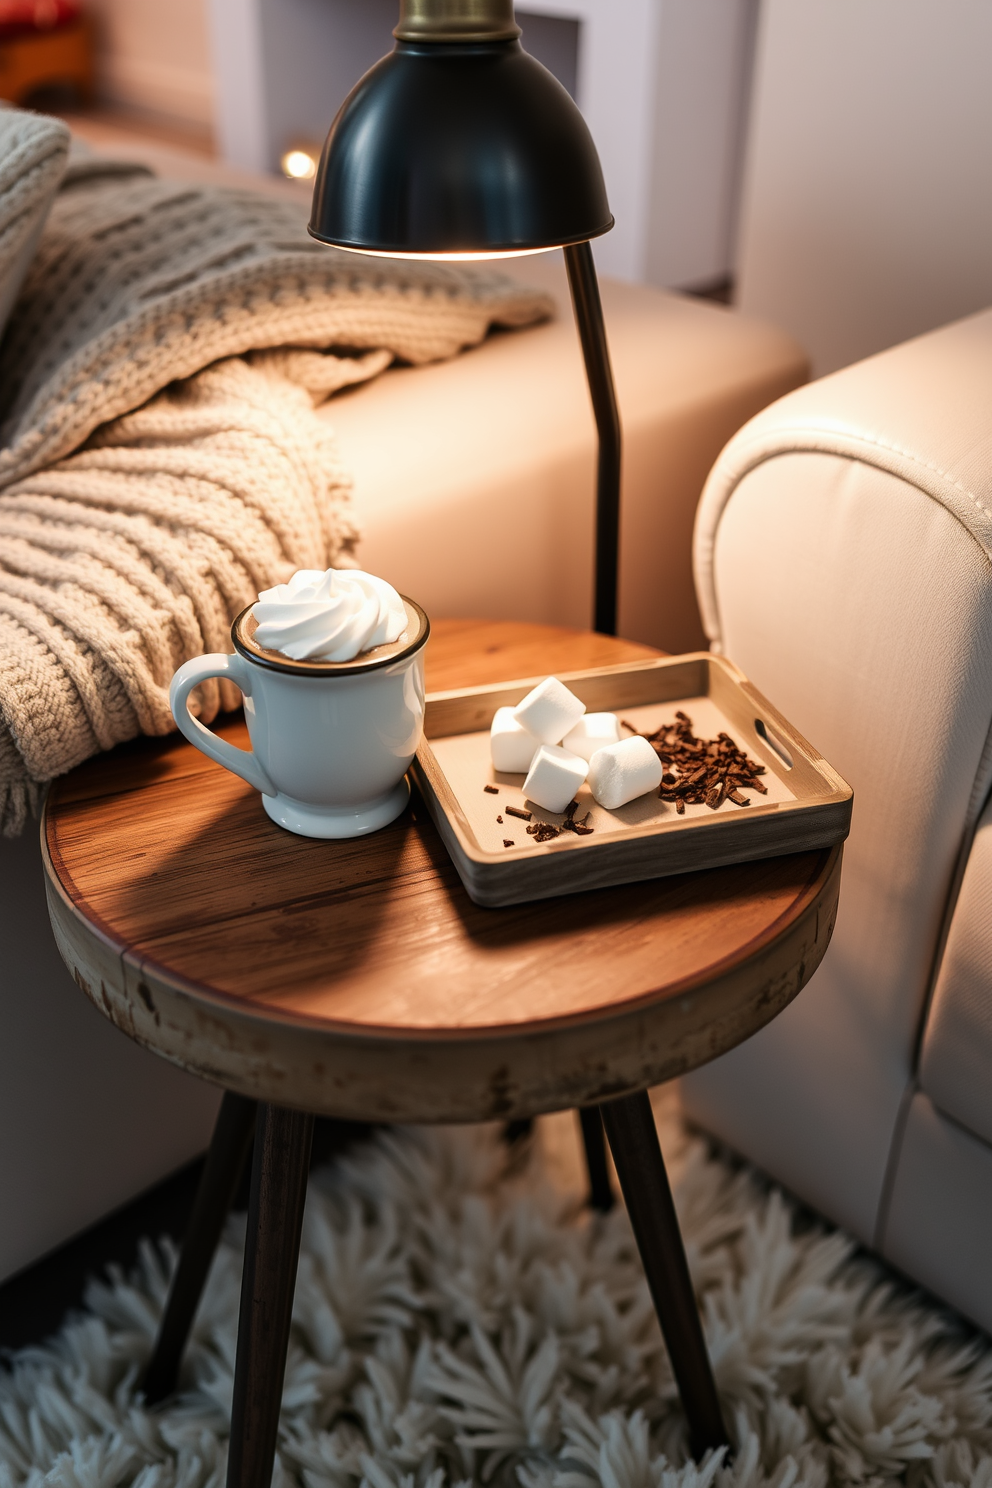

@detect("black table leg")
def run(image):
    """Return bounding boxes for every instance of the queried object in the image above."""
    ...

[144,1091,257,1404]
[600,1091,728,1459]
[226,1103,314,1488]
[578,1106,615,1211]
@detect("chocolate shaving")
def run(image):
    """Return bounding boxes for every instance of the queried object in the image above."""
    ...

[503,838,515,848]
[496,814,503,823]
[705,779,727,811]
[484,784,499,794]
[506,805,532,821]
[518,802,597,843]
[566,811,595,836]
[633,711,767,813]
[526,821,562,843]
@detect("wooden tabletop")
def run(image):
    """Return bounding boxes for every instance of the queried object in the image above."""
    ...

[43,620,841,1123]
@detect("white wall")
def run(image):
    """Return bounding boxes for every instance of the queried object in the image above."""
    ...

[517,0,661,281]
[208,0,394,177]
[736,0,992,376]
[87,0,215,130]
[646,0,758,291]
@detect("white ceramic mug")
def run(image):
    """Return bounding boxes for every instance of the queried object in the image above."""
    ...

[169,598,429,838]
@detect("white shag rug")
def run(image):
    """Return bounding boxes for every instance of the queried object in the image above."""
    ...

[2,1095,991,1488]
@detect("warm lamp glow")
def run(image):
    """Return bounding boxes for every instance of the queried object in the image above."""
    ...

[280,147,318,182]
[330,243,557,262]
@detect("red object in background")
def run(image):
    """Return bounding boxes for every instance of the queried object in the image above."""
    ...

[0,0,92,107]
[0,0,79,39]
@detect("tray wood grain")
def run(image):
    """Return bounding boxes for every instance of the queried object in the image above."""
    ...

[414,652,852,906]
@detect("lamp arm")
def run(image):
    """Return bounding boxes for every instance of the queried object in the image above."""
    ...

[563,241,622,637]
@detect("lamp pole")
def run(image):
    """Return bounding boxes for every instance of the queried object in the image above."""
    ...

[563,240,622,637]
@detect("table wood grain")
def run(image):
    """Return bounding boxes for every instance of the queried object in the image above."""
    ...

[43,620,841,1122]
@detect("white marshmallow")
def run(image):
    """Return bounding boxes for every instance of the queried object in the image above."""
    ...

[523,744,589,814]
[588,736,663,810]
[512,676,585,745]
[562,711,623,762]
[490,706,540,773]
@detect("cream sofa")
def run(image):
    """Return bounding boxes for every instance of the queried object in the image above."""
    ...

[0,137,806,1285]
[682,306,992,1333]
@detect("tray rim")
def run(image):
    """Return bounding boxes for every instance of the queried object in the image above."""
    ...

[413,651,852,906]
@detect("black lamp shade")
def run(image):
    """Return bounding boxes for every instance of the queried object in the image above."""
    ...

[308,40,613,256]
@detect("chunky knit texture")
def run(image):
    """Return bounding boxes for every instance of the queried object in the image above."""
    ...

[0,160,553,833]
[0,170,552,488]
[0,109,69,337]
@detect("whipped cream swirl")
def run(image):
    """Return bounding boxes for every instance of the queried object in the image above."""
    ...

[252,568,408,662]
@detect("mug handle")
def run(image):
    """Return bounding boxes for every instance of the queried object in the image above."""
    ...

[170,653,276,796]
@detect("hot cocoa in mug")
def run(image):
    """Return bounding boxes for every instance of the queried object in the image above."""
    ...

[170,569,429,839]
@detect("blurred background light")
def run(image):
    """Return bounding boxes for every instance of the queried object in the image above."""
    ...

[280,143,318,180]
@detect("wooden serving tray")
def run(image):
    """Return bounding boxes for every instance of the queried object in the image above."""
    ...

[412,652,852,907]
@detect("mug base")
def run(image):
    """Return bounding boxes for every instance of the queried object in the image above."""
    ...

[262,777,411,839]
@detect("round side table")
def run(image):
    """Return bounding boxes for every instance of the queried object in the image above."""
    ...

[43,620,841,1488]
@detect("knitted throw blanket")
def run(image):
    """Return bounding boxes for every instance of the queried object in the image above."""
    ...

[0,164,552,834]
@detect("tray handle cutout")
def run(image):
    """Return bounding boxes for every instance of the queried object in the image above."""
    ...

[754,717,794,770]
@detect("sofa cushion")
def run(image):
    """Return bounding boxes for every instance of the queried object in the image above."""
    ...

[694,305,992,643]
[920,795,992,1148]
[682,449,992,1244]
[683,307,992,1248]
[330,255,807,651]
[881,1092,992,1335]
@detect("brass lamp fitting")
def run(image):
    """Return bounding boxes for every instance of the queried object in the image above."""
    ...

[394,0,521,44]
